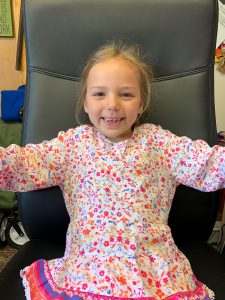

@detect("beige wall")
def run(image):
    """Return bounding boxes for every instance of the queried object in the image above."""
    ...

[0,0,26,95]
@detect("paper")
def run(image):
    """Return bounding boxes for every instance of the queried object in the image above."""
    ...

[217,1,225,48]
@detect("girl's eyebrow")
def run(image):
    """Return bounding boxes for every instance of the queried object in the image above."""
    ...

[89,86,136,90]
[120,86,136,90]
[89,86,106,89]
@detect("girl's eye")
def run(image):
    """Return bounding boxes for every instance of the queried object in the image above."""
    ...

[121,92,133,98]
[94,92,104,97]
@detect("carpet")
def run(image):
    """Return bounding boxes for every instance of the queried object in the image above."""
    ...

[0,244,17,272]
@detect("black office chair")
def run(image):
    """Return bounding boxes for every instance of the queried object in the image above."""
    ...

[0,0,225,299]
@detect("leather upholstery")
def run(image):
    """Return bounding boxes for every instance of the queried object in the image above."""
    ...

[0,0,225,299]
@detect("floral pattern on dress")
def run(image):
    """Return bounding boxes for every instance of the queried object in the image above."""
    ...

[1,123,224,300]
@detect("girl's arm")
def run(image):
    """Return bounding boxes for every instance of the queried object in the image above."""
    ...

[0,130,69,192]
[159,127,225,192]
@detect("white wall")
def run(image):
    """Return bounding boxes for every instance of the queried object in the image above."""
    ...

[214,65,225,132]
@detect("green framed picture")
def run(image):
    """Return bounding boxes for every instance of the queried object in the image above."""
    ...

[0,0,14,37]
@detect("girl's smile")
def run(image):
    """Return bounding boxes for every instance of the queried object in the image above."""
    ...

[101,117,125,127]
[84,57,143,142]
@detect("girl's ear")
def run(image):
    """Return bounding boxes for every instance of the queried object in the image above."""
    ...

[138,102,143,114]
[84,99,88,113]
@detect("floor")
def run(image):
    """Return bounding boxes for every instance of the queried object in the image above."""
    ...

[0,243,17,272]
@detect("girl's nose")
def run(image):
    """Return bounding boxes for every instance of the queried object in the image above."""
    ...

[107,95,120,111]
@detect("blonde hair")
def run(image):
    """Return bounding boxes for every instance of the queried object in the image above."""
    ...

[75,40,153,124]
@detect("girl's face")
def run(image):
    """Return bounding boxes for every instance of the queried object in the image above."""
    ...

[84,57,143,142]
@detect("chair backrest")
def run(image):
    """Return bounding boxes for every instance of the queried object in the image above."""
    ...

[19,0,219,243]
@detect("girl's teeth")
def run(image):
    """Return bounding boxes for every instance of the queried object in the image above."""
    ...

[104,118,122,123]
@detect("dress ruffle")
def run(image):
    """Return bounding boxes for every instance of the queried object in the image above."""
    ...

[20,259,215,300]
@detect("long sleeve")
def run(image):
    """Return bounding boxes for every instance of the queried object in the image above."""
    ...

[0,130,69,192]
[159,127,225,192]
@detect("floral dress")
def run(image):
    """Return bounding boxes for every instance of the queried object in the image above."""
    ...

[1,123,225,300]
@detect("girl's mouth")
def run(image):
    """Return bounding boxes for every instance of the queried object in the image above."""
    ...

[101,117,124,126]
[102,117,124,122]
